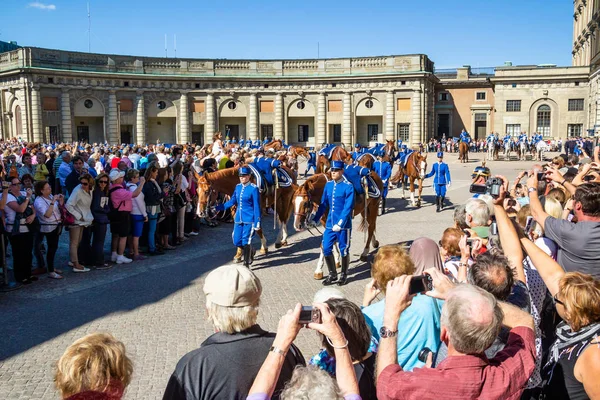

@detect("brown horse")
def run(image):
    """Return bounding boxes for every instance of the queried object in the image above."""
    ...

[382,140,397,162]
[316,146,352,173]
[282,145,310,174]
[390,151,428,207]
[194,166,298,262]
[356,152,376,169]
[264,139,284,152]
[459,142,469,163]
[293,172,382,267]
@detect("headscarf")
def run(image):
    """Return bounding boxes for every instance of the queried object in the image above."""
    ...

[409,237,444,275]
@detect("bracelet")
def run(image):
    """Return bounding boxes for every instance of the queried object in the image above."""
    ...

[326,336,349,349]
[561,179,567,186]
[269,345,286,357]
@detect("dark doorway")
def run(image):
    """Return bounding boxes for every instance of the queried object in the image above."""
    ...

[261,124,273,140]
[437,114,450,139]
[192,125,204,146]
[121,125,132,145]
[77,126,90,143]
[368,124,379,142]
[224,125,239,140]
[474,121,487,140]
[330,124,341,143]
[298,125,309,142]
[48,126,59,143]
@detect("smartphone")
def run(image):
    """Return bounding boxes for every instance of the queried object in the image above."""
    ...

[466,237,477,245]
[537,172,545,181]
[409,275,433,295]
[524,216,535,234]
[299,306,321,324]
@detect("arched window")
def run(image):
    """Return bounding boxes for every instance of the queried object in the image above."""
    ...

[536,105,551,137]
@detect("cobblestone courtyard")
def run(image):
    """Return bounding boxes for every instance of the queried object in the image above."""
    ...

[0,152,549,399]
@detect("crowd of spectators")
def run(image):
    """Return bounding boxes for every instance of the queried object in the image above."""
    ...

[41,140,600,399]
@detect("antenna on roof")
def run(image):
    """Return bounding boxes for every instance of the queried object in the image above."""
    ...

[174,34,177,58]
[317,42,320,59]
[87,2,91,53]
[165,34,168,58]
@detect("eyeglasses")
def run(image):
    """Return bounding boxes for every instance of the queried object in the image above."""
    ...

[10,182,19,186]
[552,293,565,306]
[80,182,89,186]
[98,180,108,184]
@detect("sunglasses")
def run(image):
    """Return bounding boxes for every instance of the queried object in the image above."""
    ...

[98,180,108,184]
[552,293,565,306]
[80,182,89,186]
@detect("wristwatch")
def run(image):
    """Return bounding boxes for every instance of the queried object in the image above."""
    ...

[528,187,537,193]
[380,326,398,338]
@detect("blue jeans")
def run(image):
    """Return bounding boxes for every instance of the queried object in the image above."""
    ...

[147,212,158,252]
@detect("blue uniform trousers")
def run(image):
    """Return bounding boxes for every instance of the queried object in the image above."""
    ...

[322,228,351,257]
[232,223,255,247]
[435,184,447,197]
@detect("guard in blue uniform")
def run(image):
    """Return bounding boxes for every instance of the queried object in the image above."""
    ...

[310,160,355,286]
[252,151,281,186]
[352,143,363,161]
[373,150,392,214]
[214,167,261,267]
[425,151,451,212]
[252,139,261,149]
[304,151,317,178]
[262,137,271,146]
[239,138,246,147]
[343,164,370,195]
[460,129,471,144]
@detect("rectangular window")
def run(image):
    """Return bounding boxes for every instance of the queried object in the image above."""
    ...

[261,124,273,139]
[260,100,274,113]
[119,99,133,112]
[475,113,487,121]
[568,124,583,137]
[368,124,379,141]
[506,100,521,112]
[46,126,59,143]
[568,99,584,111]
[397,123,410,142]
[192,101,205,113]
[328,100,342,112]
[438,92,449,102]
[505,124,521,136]
[42,97,58,111]
[397,98,411,111]
[476,92,486,101]
[330,124,342,142]
[298,125,309,142]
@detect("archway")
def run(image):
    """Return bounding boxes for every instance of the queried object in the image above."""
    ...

[14,105,22,139]
[287,99,315,145]
[147,99,177,144]
[74,97,106,143]
[218,99,247,140]
[536,105,551,137]
[355,97,383,146]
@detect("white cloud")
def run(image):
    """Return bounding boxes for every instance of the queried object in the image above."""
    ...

[28,2,56,10]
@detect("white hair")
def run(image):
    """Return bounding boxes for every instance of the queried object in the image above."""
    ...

[280,366,343,400]
[313,288,346,304]
[465,198,490,227]
[205,299,259,334]
[477,195,495,217]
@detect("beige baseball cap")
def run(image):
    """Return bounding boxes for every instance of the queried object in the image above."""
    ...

[203,264,262,307]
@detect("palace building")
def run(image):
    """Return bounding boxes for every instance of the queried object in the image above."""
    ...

[0,3,598,147]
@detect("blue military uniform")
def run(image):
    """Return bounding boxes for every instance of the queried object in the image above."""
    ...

[252,156,281,186]
[373,154,392,214]
[215,168,261,267]
[304,151,317,177]
[239,139,246,147]
[252,139,261,149]
[343,164,370,195]
[425,152,451,212]
[311,160,355,286]
[460,130,471,144]
[352,143,363,161]
[262,138,271,146]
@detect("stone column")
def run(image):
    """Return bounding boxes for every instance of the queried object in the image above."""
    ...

[385,90,395,141]
[342,92,352,146]
[249,93,258,140]
[411,88,422,147]
[317,92,326,147]
[60,89,72,143]
[275,93,283,141]
[19,91,29,140]
[31,86,43,143]
[108,90,119,145]
[205,92,215,143]
[135,91,146,145]
[179,92,190,144]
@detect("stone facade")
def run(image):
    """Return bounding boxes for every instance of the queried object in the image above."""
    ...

[0,46,436,147]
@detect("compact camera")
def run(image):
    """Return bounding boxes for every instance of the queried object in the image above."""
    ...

[469,177,503,198]
[409,274,433,295]
[299,306,322,324]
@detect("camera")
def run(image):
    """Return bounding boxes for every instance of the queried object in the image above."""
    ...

[299,306,322,324]
[409,274,433,295]
[469,177,503,198]
[524,216,535,234]
[418,347,432,363]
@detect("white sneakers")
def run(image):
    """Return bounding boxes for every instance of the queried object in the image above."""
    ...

[111,252,118,262]
[116,255,132,264]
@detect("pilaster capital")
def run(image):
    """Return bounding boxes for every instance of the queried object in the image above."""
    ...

[275,92,283,97]
[318,91,326,96]
[206,91,215,97]
[61,88,70,94]
[386,89,395,94]
[249,92,258,97]
[108,89,116,96]
[343,91,353,96]
[180,91,190,96]
[136,90,144,97]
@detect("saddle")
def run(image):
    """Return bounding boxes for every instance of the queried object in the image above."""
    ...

[397,150,414,168]
[318,145,337,159]
[342,175,381,199]
[247,164,293,194]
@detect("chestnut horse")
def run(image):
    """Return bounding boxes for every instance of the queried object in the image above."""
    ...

[459,142,469,163]
[264,139,284,152]
[293,172,382,273]
[382,140,397,162]
[356,152,376,169]
[316,146,352,173]
[194,166,298,262]
[390,151,428,207]
[281,145,310,174]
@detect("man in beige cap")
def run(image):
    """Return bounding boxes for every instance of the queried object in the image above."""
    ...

[163,264,305,400]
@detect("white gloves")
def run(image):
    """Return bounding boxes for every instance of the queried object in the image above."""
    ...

[332,224,341,232]
[255,222,261,230]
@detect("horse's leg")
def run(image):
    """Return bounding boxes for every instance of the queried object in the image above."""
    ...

[314,246,324,280]
[418,178,424,207]
[257,228,268,255]
[401,171,406,199]
[409,178,416,206]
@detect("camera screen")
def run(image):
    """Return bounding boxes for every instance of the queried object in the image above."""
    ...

[469,184,487,194]
[409,275,429,295]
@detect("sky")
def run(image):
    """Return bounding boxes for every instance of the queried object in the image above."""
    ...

[1,0,574,68]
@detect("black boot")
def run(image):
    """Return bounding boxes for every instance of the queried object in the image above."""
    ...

[440,196,445,211]
[322,255,338,286]
[435,196,441,212]
[381,198,386,215]
[243,245,254,268]
[337,255,349,286]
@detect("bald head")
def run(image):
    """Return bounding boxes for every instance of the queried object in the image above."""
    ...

[441,284,503,355]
